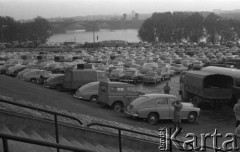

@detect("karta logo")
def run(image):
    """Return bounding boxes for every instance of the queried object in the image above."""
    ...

[159,127,239,151]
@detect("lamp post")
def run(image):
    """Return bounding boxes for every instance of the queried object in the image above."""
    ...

[92,21,98,50]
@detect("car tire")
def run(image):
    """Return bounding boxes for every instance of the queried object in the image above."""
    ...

[187,112,197,123]
[90,96,98,104]
[113,102,123,112]
[147,113,159,125]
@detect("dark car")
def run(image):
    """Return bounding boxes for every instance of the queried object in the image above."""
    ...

[119,69,144,83]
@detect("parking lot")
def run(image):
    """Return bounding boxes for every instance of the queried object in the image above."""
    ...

[0,73,236,146]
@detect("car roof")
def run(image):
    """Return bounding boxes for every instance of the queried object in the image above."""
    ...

[142,93,178,100]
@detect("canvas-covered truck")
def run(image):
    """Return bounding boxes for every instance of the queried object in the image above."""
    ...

[60,69,109,90]
[201,66,240,105]
[182,71,234,108]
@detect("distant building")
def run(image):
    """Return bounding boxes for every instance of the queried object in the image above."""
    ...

[122,14,127,21]
[135,13,139,21]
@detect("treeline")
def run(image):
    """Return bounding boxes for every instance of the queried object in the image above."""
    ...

[138,12,240,43]
[0,16,51,43]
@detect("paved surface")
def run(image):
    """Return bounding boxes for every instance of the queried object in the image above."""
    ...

[0,74,236,146]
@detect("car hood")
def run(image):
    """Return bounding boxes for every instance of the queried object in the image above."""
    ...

[182,102,194,107]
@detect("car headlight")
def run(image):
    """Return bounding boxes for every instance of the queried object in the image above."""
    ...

[132,111,139,117]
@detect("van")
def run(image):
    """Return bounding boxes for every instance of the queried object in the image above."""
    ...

[63,69,108,90]
[98,81,145,112]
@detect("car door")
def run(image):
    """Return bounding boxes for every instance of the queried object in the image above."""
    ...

[155,98,169,119]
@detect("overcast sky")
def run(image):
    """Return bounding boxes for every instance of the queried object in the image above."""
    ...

[1,0,240,20]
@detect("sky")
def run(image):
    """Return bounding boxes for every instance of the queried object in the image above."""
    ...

[0,0,240,20]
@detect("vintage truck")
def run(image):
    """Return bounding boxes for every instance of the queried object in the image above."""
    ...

[182,70,234,108]
[201,66,240,105]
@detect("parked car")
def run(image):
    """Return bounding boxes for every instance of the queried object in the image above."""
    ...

[22,70,51,82]
[0,60,5,65]
[17,68,38,79]
[98,81,145,112]
[109,68,124,81]
[119,68,144,83]
[73,81,99,104]
[143,72,162,84]
[125,94,200,125]
[43,74,65,90]
[37,73,64,85]
[172,64,188,74]
[192,61,204,70]
[0,64,15,74]
[6,65,27,76]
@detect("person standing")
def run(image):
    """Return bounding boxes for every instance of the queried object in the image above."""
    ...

[233,99,240,127]
[163,82,171,94]
[172,100,183,131]
[179,82,184,100]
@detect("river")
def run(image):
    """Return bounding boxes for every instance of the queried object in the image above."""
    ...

[47,29,140,43]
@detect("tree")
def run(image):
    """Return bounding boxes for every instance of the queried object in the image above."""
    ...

[0,16,52,43]
[138,12,240,43]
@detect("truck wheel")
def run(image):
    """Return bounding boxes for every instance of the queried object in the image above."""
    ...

[147,113,159,125]
[113,102,123,112]
[90,96,98,104]
[188,112,197,123]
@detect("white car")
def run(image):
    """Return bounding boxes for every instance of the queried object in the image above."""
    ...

[172,64,188,74]
[73,82,99,104]
[125,94,200,125]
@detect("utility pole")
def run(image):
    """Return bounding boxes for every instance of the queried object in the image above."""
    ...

[92,20,98,50]
[93,23,95,50]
